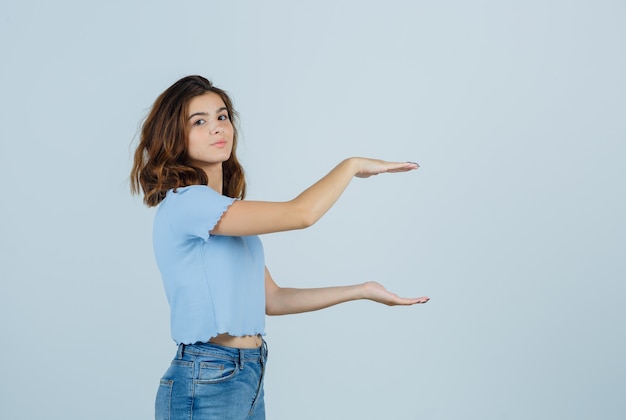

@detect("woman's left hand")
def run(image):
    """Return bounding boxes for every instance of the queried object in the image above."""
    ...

[361,281,429,306]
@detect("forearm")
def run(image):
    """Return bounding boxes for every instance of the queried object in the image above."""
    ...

[291,158,359,227]
[266,284,365,316]
[212,158,416,236]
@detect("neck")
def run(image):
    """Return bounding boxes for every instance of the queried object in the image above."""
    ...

[204,164,224,195]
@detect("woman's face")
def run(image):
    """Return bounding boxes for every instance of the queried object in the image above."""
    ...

[186,92,234,171]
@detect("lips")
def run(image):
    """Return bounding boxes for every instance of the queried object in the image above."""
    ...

[212,140,227,148]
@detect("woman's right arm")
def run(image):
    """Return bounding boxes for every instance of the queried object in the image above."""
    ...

[210,157,419,237]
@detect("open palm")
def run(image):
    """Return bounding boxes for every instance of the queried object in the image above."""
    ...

[362,281,429,306]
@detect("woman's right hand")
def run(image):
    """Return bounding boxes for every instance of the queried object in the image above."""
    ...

[352,157,420,178]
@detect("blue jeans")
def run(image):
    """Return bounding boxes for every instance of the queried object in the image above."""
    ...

[155,340,268,420]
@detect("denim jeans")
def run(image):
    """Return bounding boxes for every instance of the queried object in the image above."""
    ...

[155,340,268,420]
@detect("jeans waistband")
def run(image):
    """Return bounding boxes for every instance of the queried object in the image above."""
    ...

[176,340,268,363]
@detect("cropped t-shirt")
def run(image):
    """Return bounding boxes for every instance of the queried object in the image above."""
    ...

[152,185,266,345]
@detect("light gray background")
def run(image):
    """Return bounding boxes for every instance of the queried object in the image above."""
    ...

[1,1,624,419]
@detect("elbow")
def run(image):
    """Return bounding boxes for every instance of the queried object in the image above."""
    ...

[299,209,316,229]
[265,303,283,316]
[290,200,317,229]
[265,290,279,316]
[265,288,288,316]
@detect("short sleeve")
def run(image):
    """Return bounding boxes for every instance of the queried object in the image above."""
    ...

[164,185,235,240]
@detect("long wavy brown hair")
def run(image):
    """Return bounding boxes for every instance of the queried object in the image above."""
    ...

[131,75,246,206]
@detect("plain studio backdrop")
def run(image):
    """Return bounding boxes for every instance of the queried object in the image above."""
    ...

[1,1,624,419]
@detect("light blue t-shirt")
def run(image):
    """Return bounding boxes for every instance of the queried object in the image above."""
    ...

[153,185,266,345]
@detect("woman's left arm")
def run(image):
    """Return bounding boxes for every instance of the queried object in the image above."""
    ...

[264,267,429,316]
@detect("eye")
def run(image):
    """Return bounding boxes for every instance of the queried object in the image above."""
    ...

[193,119,206,126]
[218,114,229,121]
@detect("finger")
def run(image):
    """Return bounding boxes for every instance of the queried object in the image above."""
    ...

[389,161,419,169]
[386,162,420,173]
[394,296,429,305]
[407,296,430,305]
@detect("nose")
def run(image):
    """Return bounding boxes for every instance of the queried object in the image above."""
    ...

[210,123,224,135]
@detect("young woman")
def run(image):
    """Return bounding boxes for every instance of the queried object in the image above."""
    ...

[131,75,429,419]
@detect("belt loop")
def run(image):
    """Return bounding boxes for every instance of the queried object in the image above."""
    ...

[262,339,268,362]
[177,343,184,360]
[239,348,245,370]
[259,340,268,381]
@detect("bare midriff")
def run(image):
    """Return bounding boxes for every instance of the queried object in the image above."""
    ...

[209,333,263,349]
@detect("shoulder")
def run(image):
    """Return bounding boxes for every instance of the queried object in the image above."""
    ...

[163,185,233,207]
[167,185,219,199]
[157,185,236,237]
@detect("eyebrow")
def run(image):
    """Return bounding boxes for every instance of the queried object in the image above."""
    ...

[187,107,228,121]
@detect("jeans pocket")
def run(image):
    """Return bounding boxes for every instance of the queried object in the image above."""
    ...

[155,379,173,420]
[196,359,238,384]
